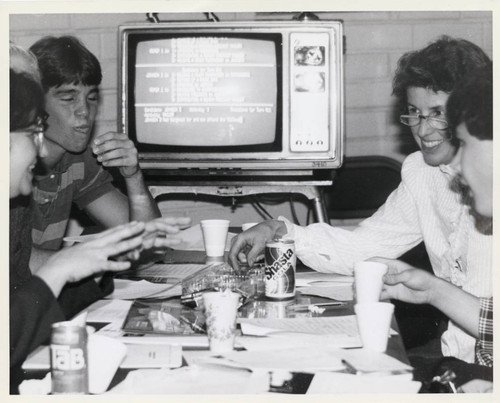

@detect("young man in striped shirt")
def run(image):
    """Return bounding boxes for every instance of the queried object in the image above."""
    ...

[26,35,189,269]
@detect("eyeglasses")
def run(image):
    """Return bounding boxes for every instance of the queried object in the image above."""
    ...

[31,112,49,155]
[400,113,448,130]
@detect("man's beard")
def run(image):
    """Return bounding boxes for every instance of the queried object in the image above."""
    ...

[450,175,493,235]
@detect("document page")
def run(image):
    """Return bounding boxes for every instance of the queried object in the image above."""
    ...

[104,279,182,300]
[121,263,210,283]
[239,315,360,337]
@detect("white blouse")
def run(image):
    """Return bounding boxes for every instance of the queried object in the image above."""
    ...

[281,151,492,363]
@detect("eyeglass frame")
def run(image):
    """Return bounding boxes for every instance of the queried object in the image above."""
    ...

[399,113,449,130]
[14,111,48,155]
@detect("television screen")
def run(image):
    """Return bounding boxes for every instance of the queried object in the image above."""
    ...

[131,34,281,151]
[120,21,344,173]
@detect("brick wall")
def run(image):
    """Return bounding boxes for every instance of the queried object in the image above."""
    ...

[10,11,492,226]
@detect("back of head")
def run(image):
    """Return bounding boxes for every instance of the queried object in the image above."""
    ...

[447,66,492,141]
[10,68,45,132]
[29,35,102,91]
[10,42,41,84]
[392,36,492,105]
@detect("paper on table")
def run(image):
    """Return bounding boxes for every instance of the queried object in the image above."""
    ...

[130,263,210,282]
[199,345,346,372]
[120,344,183,369]
[22,345,50,370]
[86,299,133,323]
[299,284,354,301]
[338,348,413,373]
[237,332,362,351]
[295,272,354,287]
[107,365,270,394]
[307,372,421,394]
[170,224,236,251]
[239,316,360,337]
[199,344,412,375]
[104,279,181,300]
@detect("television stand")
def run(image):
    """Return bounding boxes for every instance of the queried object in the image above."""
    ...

[148,182,330,223]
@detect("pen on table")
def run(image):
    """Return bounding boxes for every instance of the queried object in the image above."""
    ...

[341,359,360,375]
[287,301,346,311]
[179,315,206,334]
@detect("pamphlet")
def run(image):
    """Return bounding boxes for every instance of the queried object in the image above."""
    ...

[121,300,206,336]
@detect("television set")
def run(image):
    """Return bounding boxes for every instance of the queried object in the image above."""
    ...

[118,20,344,180]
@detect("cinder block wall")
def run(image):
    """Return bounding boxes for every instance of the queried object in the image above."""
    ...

[10,11,492,226]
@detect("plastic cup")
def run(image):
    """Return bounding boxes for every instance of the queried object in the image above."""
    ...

[203,291,240,354]
[87,335,127,394]
[354,261,388,303]
[241,222,259,231]
[200,219,230,257]
[355,302,394,352]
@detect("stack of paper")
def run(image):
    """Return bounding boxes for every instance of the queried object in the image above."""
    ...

[307,372,421,394]
[296,272,354,301]
[104,279,182,299]
[195,345,413,375]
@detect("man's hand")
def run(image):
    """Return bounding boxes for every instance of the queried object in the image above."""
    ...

[228,220,287,271]
[373,257,439,304]
[141,216,192,250]
[92,131,139,178]
[37,221,147,297]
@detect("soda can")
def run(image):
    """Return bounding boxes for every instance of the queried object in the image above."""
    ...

[264,239,296,300]
[50,321,89,394]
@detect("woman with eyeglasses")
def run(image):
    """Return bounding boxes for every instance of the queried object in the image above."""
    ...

[229,36,492,365]
[9,69,150,393]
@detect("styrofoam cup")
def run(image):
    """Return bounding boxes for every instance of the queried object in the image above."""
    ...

[355,302,394,352]
[87,335,127,394]
[241,222,259,231]
[354,261,388,303]
[203,291,240,354]
[200,219,230,257]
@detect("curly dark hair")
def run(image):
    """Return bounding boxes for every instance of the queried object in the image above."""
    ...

[447,66,492,141]
[10,69,45,132]
[29,35,102,91]
[392,36,491,110]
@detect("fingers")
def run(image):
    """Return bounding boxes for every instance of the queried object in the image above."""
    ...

[104,260,132,271]
[155,216,191,227]
[92,132,138,168]
[228,234,248,270]
[93,131,129,146]
[152,238,181,248]
[383,270,411,286]
[246,244,266,267]
[96,148,138,168]
[91,222,145,246]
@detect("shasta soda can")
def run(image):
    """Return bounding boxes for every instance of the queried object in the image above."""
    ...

[264,239,296,300]
[50,321,89,394]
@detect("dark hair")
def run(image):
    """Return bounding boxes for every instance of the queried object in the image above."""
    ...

[446,67,492,141]
[392,36,492,110]
[10,69,45,132]
[29,35,102,91]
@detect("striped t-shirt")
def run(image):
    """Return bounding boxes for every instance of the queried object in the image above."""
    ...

[31,147,114,250]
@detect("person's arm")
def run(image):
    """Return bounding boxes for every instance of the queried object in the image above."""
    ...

[380,257,481,338]
[91,131,160,223]
[231,155,427,274]
[29,246,56,273]
[35,221,145,297]
[10,276,65,368]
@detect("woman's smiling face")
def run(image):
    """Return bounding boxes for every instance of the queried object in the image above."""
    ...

[406,87,458,166]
